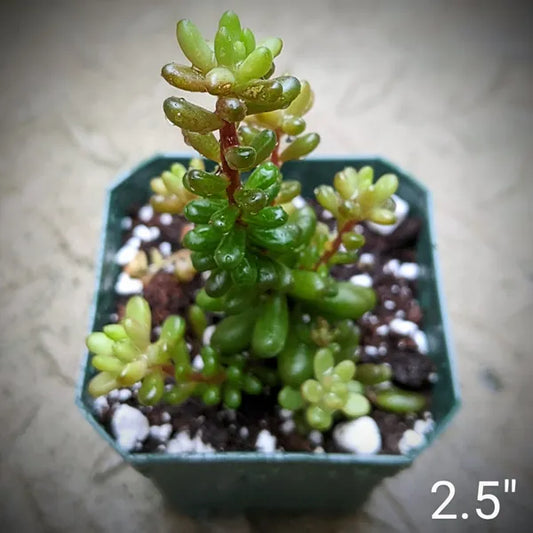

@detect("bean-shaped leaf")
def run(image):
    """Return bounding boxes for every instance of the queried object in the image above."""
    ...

[285,80,314,117]
[176,19,216,73]
[235,46,273,83]
[225,146,257,171]
[241,28,256,55]
[190,251,217,272]
[183,224,222,252]
[280,132,320,162]
[182,169,228,197]
[250,129,276,163]
[210,204,239,232]
[184,198,227,223]
[242,205,288,228]
[161,63,207,92]
[216,96,246,122]
[206,67,235,95]
[235,79,283,103]
[234,188,268,214]
[248,223,301,252]
[214,26,235,67]
[218,10,242,42]
[275,180,301,204]
[164,97,223,134]
[205,268,232,298]
[214,226,246,269]
[231,253,257,286]
[183,131,221,162]
[245,161,280,190]
[259,37,283,58]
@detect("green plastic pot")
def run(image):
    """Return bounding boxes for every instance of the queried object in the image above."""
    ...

[75,154,460,514]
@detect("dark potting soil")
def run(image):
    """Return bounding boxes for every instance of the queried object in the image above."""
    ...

[97,198,436,455]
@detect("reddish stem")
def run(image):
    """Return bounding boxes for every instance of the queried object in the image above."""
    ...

[219,119,240,204]
[314,220,357,270]
[186,371,226,385]
[270,128,282,167]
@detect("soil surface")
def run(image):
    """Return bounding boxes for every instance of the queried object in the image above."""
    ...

[95,198,436,455]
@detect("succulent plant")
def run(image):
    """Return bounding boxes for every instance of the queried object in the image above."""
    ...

[86,11,427,434]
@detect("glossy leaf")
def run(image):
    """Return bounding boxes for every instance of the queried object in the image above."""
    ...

[164,97,223,134]
[176,19,216,73]
[279,132,320,162]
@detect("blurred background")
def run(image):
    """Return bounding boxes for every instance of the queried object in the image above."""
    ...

[0,0,532,531]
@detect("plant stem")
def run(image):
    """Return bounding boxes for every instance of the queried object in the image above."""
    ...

[271,128,282,167]
[186,371,226,385]
[314,220,357,269]
[219,119,240,204]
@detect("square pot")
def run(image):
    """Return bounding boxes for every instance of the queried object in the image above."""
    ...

[76,154,460,514]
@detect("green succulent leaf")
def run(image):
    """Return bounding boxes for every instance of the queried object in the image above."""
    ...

[164,97,223,134]
[176,19,216,73]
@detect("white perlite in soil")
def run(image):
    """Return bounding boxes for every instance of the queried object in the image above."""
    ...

[111,404,149,452]
[398,413,435,454]
[255,429,277,453]
[166,431,215,454]
[333,416,382,455]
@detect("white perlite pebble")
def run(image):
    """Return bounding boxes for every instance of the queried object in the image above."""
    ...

[398,262,419,280]
[159,213,172,225]
[239,427,249,439]
[367,194,409,235]
[308,430,323,446]
[413,330,429,354]
[398,429,426,455]
[279,408,293,420]
[117,389,132,402]
[383,259,400,276]
[111,405,149,452]
[202,325,216,345]
[149,423,173,442]
[333,416,381,455]
[160,411,171,423]
[280,419,296,434]
[115,238,141,265]
[383,299,396,310]
[322,209,334,219]
[414,417,435,436]
[292,195,306,209]
[132,224,153,241]
[132,224,160,242]
[159,241,172,256]
[138,205,154,222]
[389,318,430,354]
[358,253,375,268]
[364,345,378,356]
[389,318,418,337]
[93,396,108,416]
[149,226,160,241]
[192,354,204,371]
[376,324,389,336]
[115,272,143,295]
[166,431,215,454]
[255,429,277,453]
[120,216,133,230]
[349,273,373,288]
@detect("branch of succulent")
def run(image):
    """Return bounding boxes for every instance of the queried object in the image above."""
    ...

[86,10,428,434]
[314,166,399,269]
